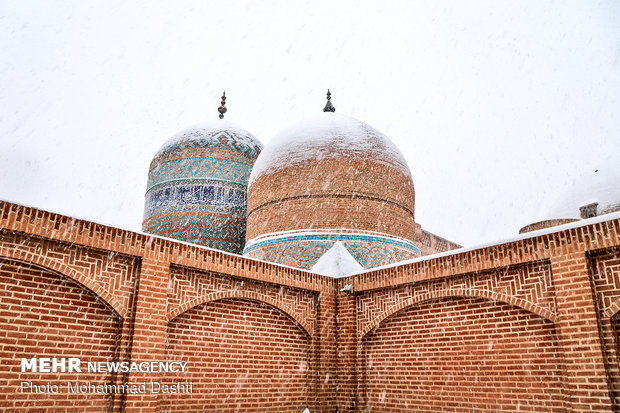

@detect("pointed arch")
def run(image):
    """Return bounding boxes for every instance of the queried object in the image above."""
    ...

[167,290,313,337]
[603,298,620,319]
[360,288,556,339]
[0,247,124,318]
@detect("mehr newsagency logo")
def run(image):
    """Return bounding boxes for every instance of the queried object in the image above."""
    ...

[19,357,193,394]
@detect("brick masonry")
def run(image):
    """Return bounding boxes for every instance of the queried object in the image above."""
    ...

[589,247,620,410]
[247,157,416,243]
[361,296,565,412]
[1,200,620,412]
[0,261,125,411]
[163,298,312,412]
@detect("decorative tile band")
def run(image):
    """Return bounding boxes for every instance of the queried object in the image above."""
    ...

[143,212,246,254]
[147,158,253,191]
[244,232,420,269]
[245,232,421,254]
[144,180,247,219]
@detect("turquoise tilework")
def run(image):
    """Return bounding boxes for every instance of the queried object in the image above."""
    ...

[147,158,253,190]
[244,233,420,270]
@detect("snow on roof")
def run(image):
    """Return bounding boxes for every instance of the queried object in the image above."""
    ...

[371,210,620,273]
[154,119,261,158]
[5,199,619,281]
[537,158,620,221]
[249,113,411,185]
[0,198,306,274]
[310,241,364,278]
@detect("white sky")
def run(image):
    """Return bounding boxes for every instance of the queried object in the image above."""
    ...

[1,0,619,247]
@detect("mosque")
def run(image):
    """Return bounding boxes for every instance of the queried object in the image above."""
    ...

[1,91,619,412]
[142,91,463,275]
[141,91,618,275]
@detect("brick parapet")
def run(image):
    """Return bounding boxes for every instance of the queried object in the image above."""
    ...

[550,252,614,411]
[335,291,357,412]
[587,248,620,409]
[0,230,138,319]
[316,290,337,412]
[353,218,620,292]
[0,200,331,294]
[165,265,318,336]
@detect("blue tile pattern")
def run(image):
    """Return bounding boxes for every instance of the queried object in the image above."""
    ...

[244,232,420,270]
[245,233,421,254]
[144,180,246,218]
[143,213,245,253]
[147,158,253,191]
[158,130,261,160]
[143,125,261,254]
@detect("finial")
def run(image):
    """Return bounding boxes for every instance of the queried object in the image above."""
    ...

[218,91,227,119]
[323,89,335,112]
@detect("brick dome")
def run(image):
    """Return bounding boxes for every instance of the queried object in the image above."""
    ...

[142,120,262,253]
[244,113,420,270]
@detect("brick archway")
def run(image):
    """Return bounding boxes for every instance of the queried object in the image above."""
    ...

[167,290,313,337]
[603,299,620,319]
[360,288,557,338]
[0,248,124,318]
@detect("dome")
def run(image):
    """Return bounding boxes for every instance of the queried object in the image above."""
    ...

[244,113,420,270]
[519,158,620,234]
[142,119,262,253]
[546,163,620,220]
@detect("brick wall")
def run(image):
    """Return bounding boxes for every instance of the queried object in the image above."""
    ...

[361,296,565,412]
[414,228,462,255]
[163,298,313,412]
[166,265,317,335]
[589,247,620,410]
[356,260,557,339]
[247,158,416,242]
[1,200,620,412]
[0,260,123,412]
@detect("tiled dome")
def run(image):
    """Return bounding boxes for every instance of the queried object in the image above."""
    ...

[142,120,262,253]
[244,113,420,270]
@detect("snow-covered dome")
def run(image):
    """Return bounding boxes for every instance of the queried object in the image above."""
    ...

[142,119,262,253]
[520,159,620,234]
[546,163,620,219]
[249,113,412,187]
[244,113,420,271]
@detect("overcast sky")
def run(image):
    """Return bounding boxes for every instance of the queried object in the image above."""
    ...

[1,0,619,248]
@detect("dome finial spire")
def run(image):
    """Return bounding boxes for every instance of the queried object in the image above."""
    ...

[218,91,227,119]
[323,89,335,112]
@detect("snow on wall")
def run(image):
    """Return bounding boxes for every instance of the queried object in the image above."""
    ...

[371,210,620,273]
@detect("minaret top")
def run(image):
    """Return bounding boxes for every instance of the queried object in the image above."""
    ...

[323,89,335,112]
[218,91,227,119]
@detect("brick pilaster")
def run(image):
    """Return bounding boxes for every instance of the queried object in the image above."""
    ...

[336,288,357,412]
[317,288,338,412]
[551,251,613,412]
[124,257,169,412]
